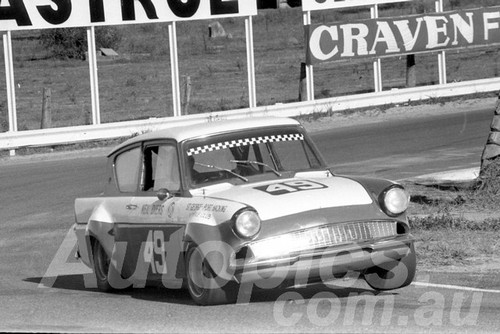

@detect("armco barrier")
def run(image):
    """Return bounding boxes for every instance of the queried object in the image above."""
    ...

[1,77,500,151]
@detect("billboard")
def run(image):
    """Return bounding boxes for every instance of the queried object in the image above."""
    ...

[302,0,412,11]
[306,6,500,65]
[0,0,257,31]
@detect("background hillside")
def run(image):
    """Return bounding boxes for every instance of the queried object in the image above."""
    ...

[1,0,499,131]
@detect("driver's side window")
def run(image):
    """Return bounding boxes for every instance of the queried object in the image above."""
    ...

[142,144,180,192]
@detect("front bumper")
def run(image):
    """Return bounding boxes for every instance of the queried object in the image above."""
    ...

[231,235,414,284]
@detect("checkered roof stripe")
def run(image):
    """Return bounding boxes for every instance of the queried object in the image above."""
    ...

[187,133,304,156]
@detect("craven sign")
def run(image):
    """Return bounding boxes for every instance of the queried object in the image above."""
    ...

[0,0,257,31]
[306,6,500,65]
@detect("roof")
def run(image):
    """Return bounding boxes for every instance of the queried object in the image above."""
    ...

[108,117,301,156]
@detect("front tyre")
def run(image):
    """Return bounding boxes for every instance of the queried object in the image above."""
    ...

[186,245,238,305]
[92,241,113,292]
[363,243,416,291]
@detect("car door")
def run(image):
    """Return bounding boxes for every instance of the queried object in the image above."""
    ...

[116,141,185,288]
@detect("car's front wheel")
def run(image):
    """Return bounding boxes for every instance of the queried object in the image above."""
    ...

[186,245,238,305]
[92,241,113,292]
[363,243,416,291]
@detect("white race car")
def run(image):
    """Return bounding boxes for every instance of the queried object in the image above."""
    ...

[73,117,416,305]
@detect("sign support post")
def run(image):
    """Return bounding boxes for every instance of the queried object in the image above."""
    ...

[245,16,257,109]
[3,30,17,156]
[303,11,314,101]
[436,0,447,85]
[371,5,383,92]
[169,21,181,117]
[87,26,101,125]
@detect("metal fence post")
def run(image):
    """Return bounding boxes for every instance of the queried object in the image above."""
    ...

[245,16,257,109]
[87,26,101,125]
[303,11,314,101]
[436,0,447,85]
[3,31,17,156]
[371,4,383,93]
[169,22,181,117]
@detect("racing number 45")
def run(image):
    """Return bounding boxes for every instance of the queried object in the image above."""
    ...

[144,230,168,275]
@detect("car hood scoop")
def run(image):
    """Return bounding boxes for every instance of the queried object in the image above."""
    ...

[201,175,373,221]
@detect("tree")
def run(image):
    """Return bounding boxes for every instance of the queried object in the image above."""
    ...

[40,26,122,60]
[478,93,500,191]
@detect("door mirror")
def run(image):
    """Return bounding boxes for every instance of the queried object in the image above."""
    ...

[156,188,171,201]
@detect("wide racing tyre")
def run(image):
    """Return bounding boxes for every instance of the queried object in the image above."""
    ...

[92,241,113,292]
[363,243,416,291]
[186,245,238,305]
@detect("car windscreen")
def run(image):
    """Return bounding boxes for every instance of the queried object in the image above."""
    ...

[184,128,323,186]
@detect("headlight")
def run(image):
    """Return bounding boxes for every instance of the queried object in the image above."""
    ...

[233,209,261,239]
[380,186,409,216]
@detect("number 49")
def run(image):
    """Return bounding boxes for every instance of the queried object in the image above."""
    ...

[265,180,326,194]
[144,230,167,275]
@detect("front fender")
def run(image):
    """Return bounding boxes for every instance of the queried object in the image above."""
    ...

[179,197,250,277]
[340,175,398,198]
[184,219,244,280]
[340,175,407,219]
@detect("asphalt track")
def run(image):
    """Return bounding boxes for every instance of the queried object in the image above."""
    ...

[0,106,499,333]
[313,106,492,180]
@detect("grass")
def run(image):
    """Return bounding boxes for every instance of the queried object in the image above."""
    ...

[413,229,498,267]
[406,160,500,268]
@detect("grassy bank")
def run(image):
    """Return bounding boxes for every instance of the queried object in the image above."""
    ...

[411,216,500,268]
[2,2,500,132]
[406,161,500,269]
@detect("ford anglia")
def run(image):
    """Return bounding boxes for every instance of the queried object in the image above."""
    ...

[73,117,416,305]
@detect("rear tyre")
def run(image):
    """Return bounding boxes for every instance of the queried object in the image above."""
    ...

[186,245,238,305]
[363,243,416,291]
[92,241,113,292]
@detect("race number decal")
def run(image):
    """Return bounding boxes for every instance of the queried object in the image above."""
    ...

[144,230,168,275]
[255,180,327,196]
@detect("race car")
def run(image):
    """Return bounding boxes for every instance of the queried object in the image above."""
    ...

[73,117,416,305]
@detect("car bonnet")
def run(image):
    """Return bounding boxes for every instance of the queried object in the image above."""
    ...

[191,175,373,221]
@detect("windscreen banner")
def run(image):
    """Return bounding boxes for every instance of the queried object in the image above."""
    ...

[0,0,257,31]
[306,6,500,65]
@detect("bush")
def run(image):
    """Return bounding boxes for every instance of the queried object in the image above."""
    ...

[40,26,122,60]
[474,157,500,207]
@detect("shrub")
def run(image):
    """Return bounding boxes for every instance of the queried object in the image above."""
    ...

[95,26,122,51]
[40,26,122,60]
[474,157,500,207]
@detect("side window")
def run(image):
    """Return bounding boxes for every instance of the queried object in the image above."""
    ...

[142,144,180,192]
[115,147,141,193]
[302,141,322,168]
[275,140,311,170]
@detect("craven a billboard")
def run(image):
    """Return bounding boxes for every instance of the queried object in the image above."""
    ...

[306,6,500,65]
[0,0,257,31]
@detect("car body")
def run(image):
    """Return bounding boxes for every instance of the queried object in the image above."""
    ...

[73,117,416,305]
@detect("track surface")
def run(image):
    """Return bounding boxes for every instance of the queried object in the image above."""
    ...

[0,106,498,333]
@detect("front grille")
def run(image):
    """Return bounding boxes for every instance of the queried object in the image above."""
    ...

[308,221,397,247]
[249,221,398,260]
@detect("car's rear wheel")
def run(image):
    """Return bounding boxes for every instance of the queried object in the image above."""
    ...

[363,243,416,291]
[92,241,113,292]
[186,245,238,305]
